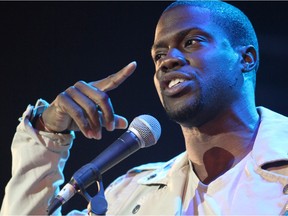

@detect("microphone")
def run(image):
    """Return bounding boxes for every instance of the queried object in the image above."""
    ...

[47,114,161,215]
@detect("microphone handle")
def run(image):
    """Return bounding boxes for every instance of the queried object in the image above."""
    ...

[90,130,141,174]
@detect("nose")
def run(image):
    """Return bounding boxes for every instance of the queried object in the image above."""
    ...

[159,48,187,73]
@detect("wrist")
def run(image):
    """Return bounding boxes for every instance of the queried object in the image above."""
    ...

[32,114,54,132]
[33,114,70,134]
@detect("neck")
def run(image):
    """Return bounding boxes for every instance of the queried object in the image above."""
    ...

[181,106,259,184]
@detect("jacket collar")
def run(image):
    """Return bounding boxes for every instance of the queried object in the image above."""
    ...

[137,107,288,185]
[137,152,188,185]
[252,106,288,166]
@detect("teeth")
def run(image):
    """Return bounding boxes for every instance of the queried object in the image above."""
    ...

[168,78,185,88]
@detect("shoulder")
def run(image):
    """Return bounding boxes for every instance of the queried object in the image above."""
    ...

[105,162,166,192]
[257,106,288,123]
[103,161,164,203]
[254,106,288,176]
[105,152,186,196]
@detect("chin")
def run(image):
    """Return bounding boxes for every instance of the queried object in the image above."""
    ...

[165,102,202,127]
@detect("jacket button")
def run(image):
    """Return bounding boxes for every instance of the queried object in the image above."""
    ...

[283,184,288,195]
[132,204,141,214]
[147,174,156,180]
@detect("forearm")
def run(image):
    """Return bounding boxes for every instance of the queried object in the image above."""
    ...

[1,100,75,215]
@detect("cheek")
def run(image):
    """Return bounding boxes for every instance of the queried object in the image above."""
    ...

[154,74,164,105]
[205,52,241,86]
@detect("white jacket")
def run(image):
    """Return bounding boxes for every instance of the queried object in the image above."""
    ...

[1,99,288,215]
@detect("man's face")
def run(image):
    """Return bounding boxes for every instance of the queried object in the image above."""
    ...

[151,6,244,127]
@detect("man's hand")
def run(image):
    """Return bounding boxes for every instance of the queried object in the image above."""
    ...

[39,61,137,139]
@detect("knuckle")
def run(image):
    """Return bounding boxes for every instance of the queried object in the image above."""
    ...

[106,114,115,122]
[98,92,109,102]
[86,104,98,116]
[65,86,76,95]
[107,73,116,79]
[74,80,86,88]
[108,74,119,86]
[57,92,67,101]
[72,107,84,119]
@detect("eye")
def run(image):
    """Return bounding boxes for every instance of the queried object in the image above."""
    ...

[153,53,166,62]
[184,36,205,48]
[185,39,197,47]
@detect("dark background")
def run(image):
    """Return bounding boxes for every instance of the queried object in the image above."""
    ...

[0,1,288,214]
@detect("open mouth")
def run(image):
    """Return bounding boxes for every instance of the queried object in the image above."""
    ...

[168,78,186,88]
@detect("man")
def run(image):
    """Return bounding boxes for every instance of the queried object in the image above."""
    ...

[1,1,288,215]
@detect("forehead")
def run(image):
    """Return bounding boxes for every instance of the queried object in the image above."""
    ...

[154,5,219,42]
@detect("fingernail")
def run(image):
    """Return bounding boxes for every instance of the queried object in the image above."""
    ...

[95,131,102,140]
[129,61,137,66]
[109,121,115,131]
[87,131,94,139]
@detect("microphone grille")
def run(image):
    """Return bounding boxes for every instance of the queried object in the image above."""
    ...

[128,114,161,148]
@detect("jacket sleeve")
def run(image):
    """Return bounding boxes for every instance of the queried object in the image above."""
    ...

[0,99,77,215]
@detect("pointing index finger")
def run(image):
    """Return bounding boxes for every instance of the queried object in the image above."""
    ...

[91,61,137,92]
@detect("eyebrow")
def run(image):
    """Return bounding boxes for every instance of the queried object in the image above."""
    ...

[151,28,204,53]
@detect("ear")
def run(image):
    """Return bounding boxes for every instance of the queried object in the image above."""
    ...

[239,45,257,73]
